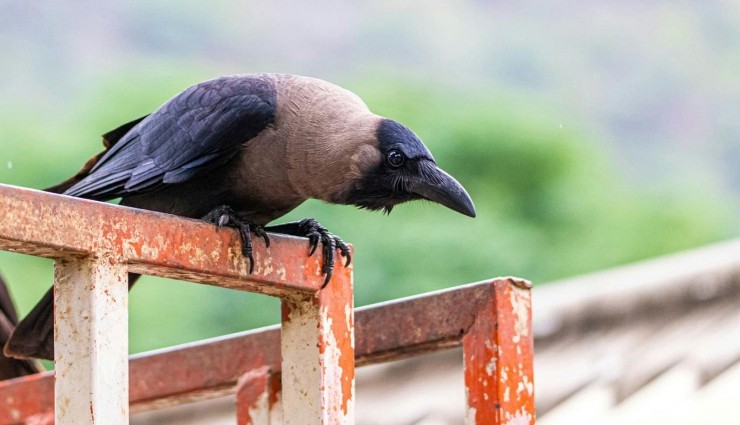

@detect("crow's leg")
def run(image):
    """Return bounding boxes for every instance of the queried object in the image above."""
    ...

[266,219,351,288]
[202,205,270,274]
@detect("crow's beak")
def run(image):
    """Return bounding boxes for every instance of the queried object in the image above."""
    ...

[410,162,476,218]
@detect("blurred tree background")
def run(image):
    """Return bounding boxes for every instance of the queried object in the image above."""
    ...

[0,0,738,355]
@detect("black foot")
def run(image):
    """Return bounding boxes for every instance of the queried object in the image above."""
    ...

[267,219,351,288]
[202,205,270,274]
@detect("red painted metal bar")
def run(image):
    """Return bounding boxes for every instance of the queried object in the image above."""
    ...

[0,278,534,424]
[0,184,327,296]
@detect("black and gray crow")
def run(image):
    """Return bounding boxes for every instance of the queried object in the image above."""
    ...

[4,73,475,361]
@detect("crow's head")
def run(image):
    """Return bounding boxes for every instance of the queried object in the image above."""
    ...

[344,119,476,217]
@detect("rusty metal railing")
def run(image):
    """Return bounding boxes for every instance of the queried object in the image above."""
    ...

[0,183,535,424]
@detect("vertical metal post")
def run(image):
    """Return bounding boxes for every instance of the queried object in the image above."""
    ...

[280,265,354,425]
[54,257,129,425]
[463,278,535,425]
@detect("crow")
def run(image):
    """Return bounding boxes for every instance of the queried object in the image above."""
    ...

[4,73,475,361]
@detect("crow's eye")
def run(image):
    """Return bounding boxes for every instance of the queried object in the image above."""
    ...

[386,150,405,168]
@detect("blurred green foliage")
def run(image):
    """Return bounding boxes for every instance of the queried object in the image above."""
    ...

[0,67,734,356]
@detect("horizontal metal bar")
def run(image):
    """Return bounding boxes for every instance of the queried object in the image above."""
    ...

[0,280,511,421]
[0,184,331,295]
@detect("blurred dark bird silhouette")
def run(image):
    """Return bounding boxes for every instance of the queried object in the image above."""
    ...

[4,73,475,360]
[0,274,42,379]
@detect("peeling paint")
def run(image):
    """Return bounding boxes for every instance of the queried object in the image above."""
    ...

[505,408,533,425]
[486,356,497,376]
[465,407,477,424]
[510,286,531,338]
[263,255,274,276]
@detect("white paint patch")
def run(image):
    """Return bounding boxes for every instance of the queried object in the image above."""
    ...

[247,390,270,424]
[253,252,263,275]
[509,288,531,337]
[485,356,497,377]
[465,406,477,424]
[140,244,160,259]
[484,339,495,351]
[262,255,274,276]
[269,390,282,424]
[521,375,533,396]
[505,408,533,425]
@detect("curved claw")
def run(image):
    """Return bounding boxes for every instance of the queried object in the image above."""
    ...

[247,253,255,274]
[237,226,255,274]
[308,235,319,256]
[273,218,350,288]
[254,227,271,249]
[202,205,267,276]
[340,247,352,267]
[320,234,336,288]
[322,236,336,273]
[321,270,333,289]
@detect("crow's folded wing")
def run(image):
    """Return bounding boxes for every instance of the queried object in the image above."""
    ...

[65,76,275,200]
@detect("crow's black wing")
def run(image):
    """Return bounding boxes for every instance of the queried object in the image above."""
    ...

[65,76,275,200]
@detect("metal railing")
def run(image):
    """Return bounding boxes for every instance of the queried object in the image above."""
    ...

[0,183,535,424]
